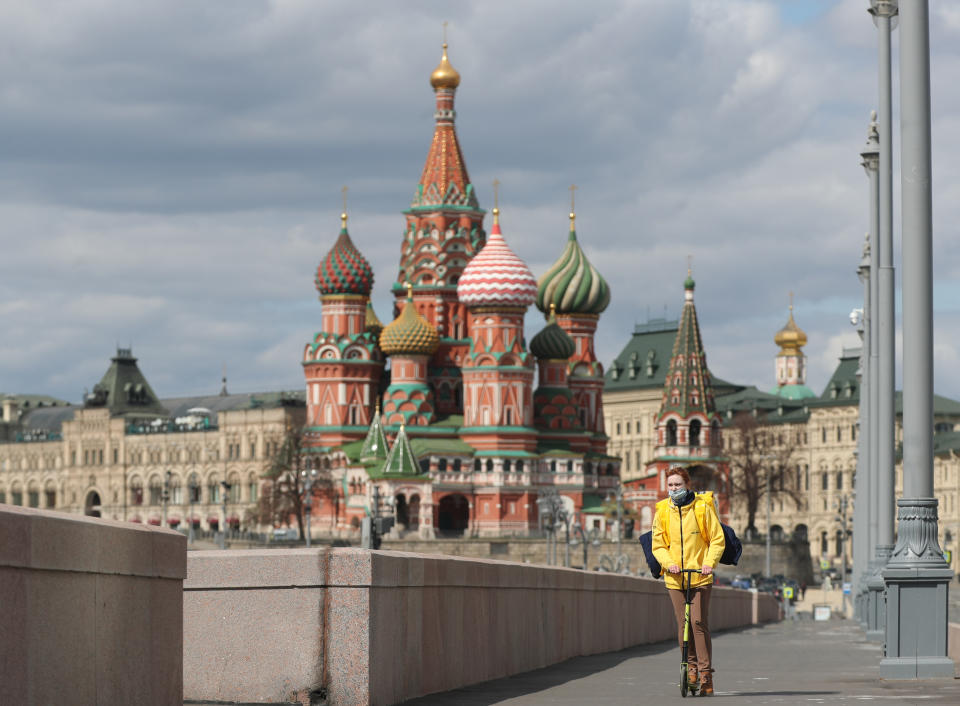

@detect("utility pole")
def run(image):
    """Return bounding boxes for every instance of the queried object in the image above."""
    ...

[880,0,953,679]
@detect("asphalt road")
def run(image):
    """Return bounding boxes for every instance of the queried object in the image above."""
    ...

[402,618,960,705]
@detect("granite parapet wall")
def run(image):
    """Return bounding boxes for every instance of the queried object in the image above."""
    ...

[0,505,187,706]
[183,548,780,706]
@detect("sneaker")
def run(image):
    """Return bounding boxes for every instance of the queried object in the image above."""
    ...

[699,673,714,697]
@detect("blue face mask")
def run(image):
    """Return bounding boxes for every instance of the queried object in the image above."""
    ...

[669,488,690,504]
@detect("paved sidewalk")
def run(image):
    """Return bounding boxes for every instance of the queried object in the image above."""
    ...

[402,618,960,705]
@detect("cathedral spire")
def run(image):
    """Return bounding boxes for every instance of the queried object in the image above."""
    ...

[659,267,715,420]
[412,37,477,210]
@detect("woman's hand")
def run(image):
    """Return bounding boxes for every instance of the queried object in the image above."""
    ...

[668,564,680,574]
[701,565,713,576]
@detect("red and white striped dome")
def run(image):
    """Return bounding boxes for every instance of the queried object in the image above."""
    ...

[457,215,537,308]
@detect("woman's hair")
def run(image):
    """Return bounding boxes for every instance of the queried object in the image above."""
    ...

[665,466,690,484]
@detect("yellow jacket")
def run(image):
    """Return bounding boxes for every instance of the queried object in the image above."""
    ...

[651,493,725,590]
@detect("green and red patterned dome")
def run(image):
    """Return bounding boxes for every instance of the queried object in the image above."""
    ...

[379,285,440,356]
[315,214,375,296]
[536,213,610,316]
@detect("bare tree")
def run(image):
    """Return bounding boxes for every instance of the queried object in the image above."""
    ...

[246,425,332,540]
[725,411,803,532]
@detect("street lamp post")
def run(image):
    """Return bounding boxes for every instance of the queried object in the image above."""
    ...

[765,464,772,578]
[880,0,954,679]
[219,480,230,550]
[835,495,852,617]
[161,470,171,529]
[536,489,565,566]
[570,522,601,570]
[605,485,624,560]
[187,475,198,544]
[300,468,319,548]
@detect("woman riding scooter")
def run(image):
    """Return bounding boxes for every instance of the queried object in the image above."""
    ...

[652,466,725,696]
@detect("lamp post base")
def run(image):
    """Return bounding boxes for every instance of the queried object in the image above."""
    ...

[879,498,953,679]
[865,544,893,641]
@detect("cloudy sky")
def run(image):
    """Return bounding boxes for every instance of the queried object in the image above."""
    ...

[2,0,960,404]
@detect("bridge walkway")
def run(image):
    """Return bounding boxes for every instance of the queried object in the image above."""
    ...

[402,618,960,705]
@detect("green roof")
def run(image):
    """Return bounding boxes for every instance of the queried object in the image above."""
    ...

[933,431,960,456]
[580,494,607,513]
[409,437,476,457]
[769,384,818,400]
[359,410,388,462]
[381,425,420,476]
[85,348,169,419]
[604,319,679,391]
[811,349,861,407]
[716,386,811,425]
[604,318,742,399]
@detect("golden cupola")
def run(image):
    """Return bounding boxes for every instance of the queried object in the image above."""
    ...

[430,42,461,90]
[774,304,808,355]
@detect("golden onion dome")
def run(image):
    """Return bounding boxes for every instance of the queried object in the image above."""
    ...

[430,43,461,90]
[774,306,808,352]
[380,285,440,356]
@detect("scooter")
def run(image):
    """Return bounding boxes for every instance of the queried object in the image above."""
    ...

[679,568,702,698]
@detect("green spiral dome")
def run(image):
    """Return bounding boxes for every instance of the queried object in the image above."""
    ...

[536,227,610,315]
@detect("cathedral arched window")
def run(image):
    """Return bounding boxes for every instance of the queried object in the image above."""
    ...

[689,420,701,448]
[666,420,678,446]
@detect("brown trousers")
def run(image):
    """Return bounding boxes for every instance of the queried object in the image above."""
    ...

[668,585,713,675]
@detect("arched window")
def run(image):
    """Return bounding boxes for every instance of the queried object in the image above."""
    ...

[485,459,493,472]
[474,458,481,471]
[438,458,448,471]
[689,420,701,447]
[666,420,678,446]
[504,460,511,472]
[130,476,144,506]
[453,459,461,471]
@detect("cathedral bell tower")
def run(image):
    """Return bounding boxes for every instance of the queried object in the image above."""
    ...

[303,210,384,447]
[397,41,486,416]
[456,204,538,452]
[536,204,611,454]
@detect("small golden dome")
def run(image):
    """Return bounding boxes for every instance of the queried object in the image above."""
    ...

[380,285,440,356]
[774,306,808,351]
[430,43,461,90]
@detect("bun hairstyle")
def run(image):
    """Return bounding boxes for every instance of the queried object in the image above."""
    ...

[665,466,690,484]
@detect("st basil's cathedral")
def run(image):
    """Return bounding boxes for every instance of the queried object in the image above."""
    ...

[302,43,620,537]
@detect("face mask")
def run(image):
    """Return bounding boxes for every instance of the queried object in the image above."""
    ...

[669,488,689,504]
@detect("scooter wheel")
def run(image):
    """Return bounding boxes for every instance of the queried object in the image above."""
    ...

[681,666,688,697]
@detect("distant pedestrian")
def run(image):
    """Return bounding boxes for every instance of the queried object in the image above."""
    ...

[800,582,807,600]
[652,466,725,696]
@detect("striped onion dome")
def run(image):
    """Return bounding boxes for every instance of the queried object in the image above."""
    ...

[536,214,610,315]
[315,214,374,296]
[456,210,537,308]
[380,288,439,356]
[530,306,575,360]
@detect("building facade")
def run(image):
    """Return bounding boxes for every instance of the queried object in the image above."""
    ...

[604,302,960,576]
[0,349,304,530]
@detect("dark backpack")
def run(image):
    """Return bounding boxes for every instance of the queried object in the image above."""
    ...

[638,496,742,578]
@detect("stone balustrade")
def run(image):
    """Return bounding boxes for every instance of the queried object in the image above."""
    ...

[0,505,186,706]
[183,548,780,705]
